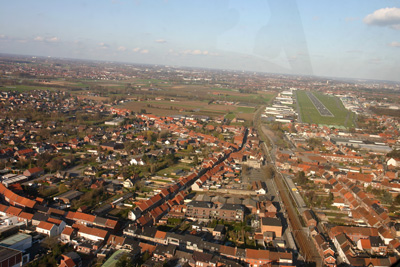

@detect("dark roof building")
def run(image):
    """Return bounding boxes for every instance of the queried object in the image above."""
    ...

[0,246,22,266]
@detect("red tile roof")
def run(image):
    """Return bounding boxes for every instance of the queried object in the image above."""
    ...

[6,206,22,216]
[61,226,75,236]
[0,183,36,208]
[73,211,96,223]
[246,248,270,260]
[0,204,8,213]
[18,212,33,221]
[60,258,76,267]
[360,238,371,249]
[48,217,63,225]
[38,221,55,231]
[139,242,156,254]
[106,234,125,246]
[25,167,44,175]
[105,219,118,229]
[154,231,167,240]
[78,225,108,239]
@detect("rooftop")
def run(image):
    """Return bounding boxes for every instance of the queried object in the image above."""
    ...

[102,250,126,267]
[0,246,21,262]
[0,233,31,247]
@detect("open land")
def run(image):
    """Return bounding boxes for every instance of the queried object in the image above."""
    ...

[297,90,356,128]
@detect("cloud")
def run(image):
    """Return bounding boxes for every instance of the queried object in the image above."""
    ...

[192,49,203,55]
[155,39,166,43]
[363,7,400,29]
[388,41,400,47]
[182,49,216,56]
[312,16,320,21]
[0,34,5,39]
[99,42,110,49]
[46,37,59,42]
[117,46,126,51]
[132,47,149,54]
[33,36,59,42]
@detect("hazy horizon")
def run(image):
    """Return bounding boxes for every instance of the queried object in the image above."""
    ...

[1,1,400,82]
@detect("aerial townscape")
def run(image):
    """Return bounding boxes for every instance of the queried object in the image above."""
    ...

[0,54,398,267]
[1,1,400,267]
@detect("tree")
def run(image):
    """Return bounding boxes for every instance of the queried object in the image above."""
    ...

[187,144,194,152]
[307,138,323,150]
[58,184,68,194]
[142,251,150,262]
[193,155,199,165]
[36,152,54,168]
[387,149,400,159]
[116,253,134,267]
[149,163,157,175]
[145,131,157,142]
[48,157,64,172]
[159,130,169,139]
[381,190,393,204]
[262,165,275,179]
[296,171,307,185]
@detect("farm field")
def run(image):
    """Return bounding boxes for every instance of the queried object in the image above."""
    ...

[117,87,275,121]
[297,90,356,128]
[2,75,276,123]
[118,99,255,120]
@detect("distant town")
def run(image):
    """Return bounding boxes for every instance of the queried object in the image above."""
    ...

[0,54,399,267]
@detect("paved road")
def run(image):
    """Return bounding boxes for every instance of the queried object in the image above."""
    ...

[295,90,302,123]
[306,91,334,117]
[260,127,322,266]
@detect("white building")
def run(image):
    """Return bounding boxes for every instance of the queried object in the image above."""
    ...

[36,221,57,237]
[130,157,145,165]
[77,226,108,242]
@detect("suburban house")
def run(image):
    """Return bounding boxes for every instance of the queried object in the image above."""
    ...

[36,221,58,237]
[23,167,44,178]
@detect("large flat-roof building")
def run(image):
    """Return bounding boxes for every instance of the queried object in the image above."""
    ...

[0,233,32,251]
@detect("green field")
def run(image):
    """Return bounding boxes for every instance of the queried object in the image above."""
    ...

[225,112,236,120]
[236,107,255,113]
[297,90,355,128]
[157,162,191,177]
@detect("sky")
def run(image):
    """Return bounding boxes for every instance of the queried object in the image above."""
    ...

[0,0,400,82]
